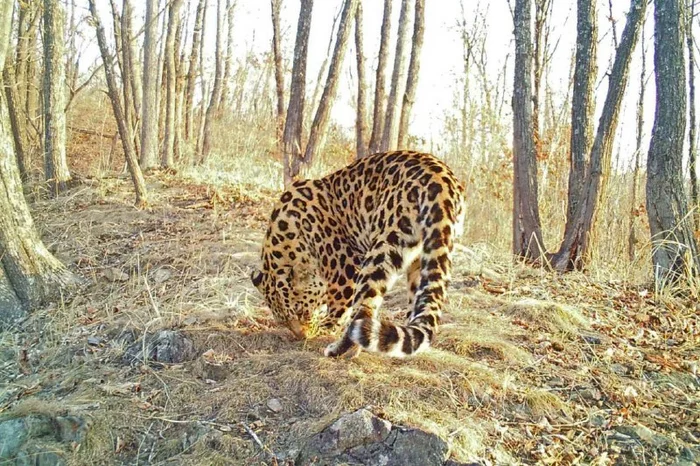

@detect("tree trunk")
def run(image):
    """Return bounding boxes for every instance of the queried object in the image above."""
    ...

[282,0,313,186]
[512,0,546,260]
[397,0,425,148]
[122,0,142,155]
[532,0,552,159]
[140,0,159,169]
[271,0,285,142]
[218,0,236,110]
[0,2,78,322]
[687,0,698,229]
[3,58,28,182]
[303,0,358,165]
[185,0,206,143]
[564,0,597,232]
[88,0,148,207]
[551,0,646,271]
[380,0,412,152]
[200,0,225,164]
[368,0,392,154]
[646,0,700,284]
[628,33,646,262]
[354,1,368,159]
[162,0,183,168]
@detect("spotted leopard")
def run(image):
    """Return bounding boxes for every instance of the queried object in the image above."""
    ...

[251,151,466,358]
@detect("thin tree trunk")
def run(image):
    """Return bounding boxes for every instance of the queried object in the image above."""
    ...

[88,0,148,207]
[140,0,160,169]
[282,0,313,186]
[687,0,698,228]
[397,0,425,148]
[512,0,546,260]
[355,1,368,159]
[551,0,647,271]
[43,0,71,196]
[218,0,236,110]
[380,0,412,151]
[628,33,646,262]
[368,0,392,154]
[200,0,225,164]
[3,57,28,181]
[0,2,78,320]
[271,0,285,142]
[162,0,183,168]
[310,6,342,121]
[185,0,206,142]
[304,0,358,164]
[646,0,700,283]
[532,0,552,158]
[122,0,142,155]
[24,7,41,149]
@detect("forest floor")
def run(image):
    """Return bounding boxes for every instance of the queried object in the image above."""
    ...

[1,173,699,465]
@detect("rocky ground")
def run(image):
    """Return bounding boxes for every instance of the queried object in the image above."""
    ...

[1,174,699,465]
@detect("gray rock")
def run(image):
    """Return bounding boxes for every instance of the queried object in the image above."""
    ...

[614,425,672,450]
[296,409,453,466]
[122,330,196,365]
[0,416,54,459]
[0,414,87,463]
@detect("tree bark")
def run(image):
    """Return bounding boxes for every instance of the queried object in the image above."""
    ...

[628,33,646,262]
[354,1,368,159]
[512,0,545,260]
[162,0,184,168]
[397,0,425,148]
[551,0,647,271]
[218,0,236,110]
[532,0,553,159]
[88,0,148,207]
[368,0,392,154]
[0,1,78,322]
[185,0,206,143]
[122,0,142,155]
[687,0,698,228]
[282,0,313,186]
[3,58,28,182]
[271,0,285,142]
[140,0,160,169]
[564,0,597,232]
[646,0,700,284]
[380,0,412,152]
[200,0,225,164]
[303,0,358,165]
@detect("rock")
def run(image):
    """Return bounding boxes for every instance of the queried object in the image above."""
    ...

[193,358,232,382]
[122,330,196,365]
[0,414,87,464]
[103,267,129,282]
[610,364,629,376]
[614,425,672,450]
[152,268,173,284]
[267,398,283,413]
[581,334,602,345]
[0,416,54,459]
[296,409,452,466]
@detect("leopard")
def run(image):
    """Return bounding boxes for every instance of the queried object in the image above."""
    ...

[251,151,467,358]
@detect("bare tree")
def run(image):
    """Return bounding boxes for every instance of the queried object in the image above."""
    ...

[185,0,206,142]
[512,0,545,260]
[88,0,148,207]
[355,1,368,158]
[282,0,313,186]
[163,0,184,168]
[532,0,553,156]
[200,0,225,163]
[564,0,597,229]
[646,0,700,283]
[140,0,160,169]
[219,0,236,110]
[397,0,425,148]
[43,0,72,196]
[0,1,78,321]
[122,0,142,154]
[304,0,358,165]
[687,0,698,228]
[368,0,392,154]
[380,0,413,151]
[550,0,647,271]
[3,51,28,181]
[271,0,285,141]
[628,33,646,261]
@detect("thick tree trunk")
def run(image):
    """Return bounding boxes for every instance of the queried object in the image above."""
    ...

[368,0,392,154]
[303,0,358,165]
[162,0,183,168]
[512,0,545,260]
[140,0,159,169]
[397,0,425,148]
[0,2,78,323]
[355,1,368,159]
[564,0,597,232]
[185,0,206,142]
[380,0,412,152]
[282,0,313,186]
[271,0,285,142]
[43,0,71,196]
[646,0,700,284]
[550,0,646,271]
[88,0,148,207]
[200,0,225,164]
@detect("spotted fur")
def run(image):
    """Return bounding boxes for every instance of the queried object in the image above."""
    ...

[251,151,466,357]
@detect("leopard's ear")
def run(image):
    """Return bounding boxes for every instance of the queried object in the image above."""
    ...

[251,268,264,292]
